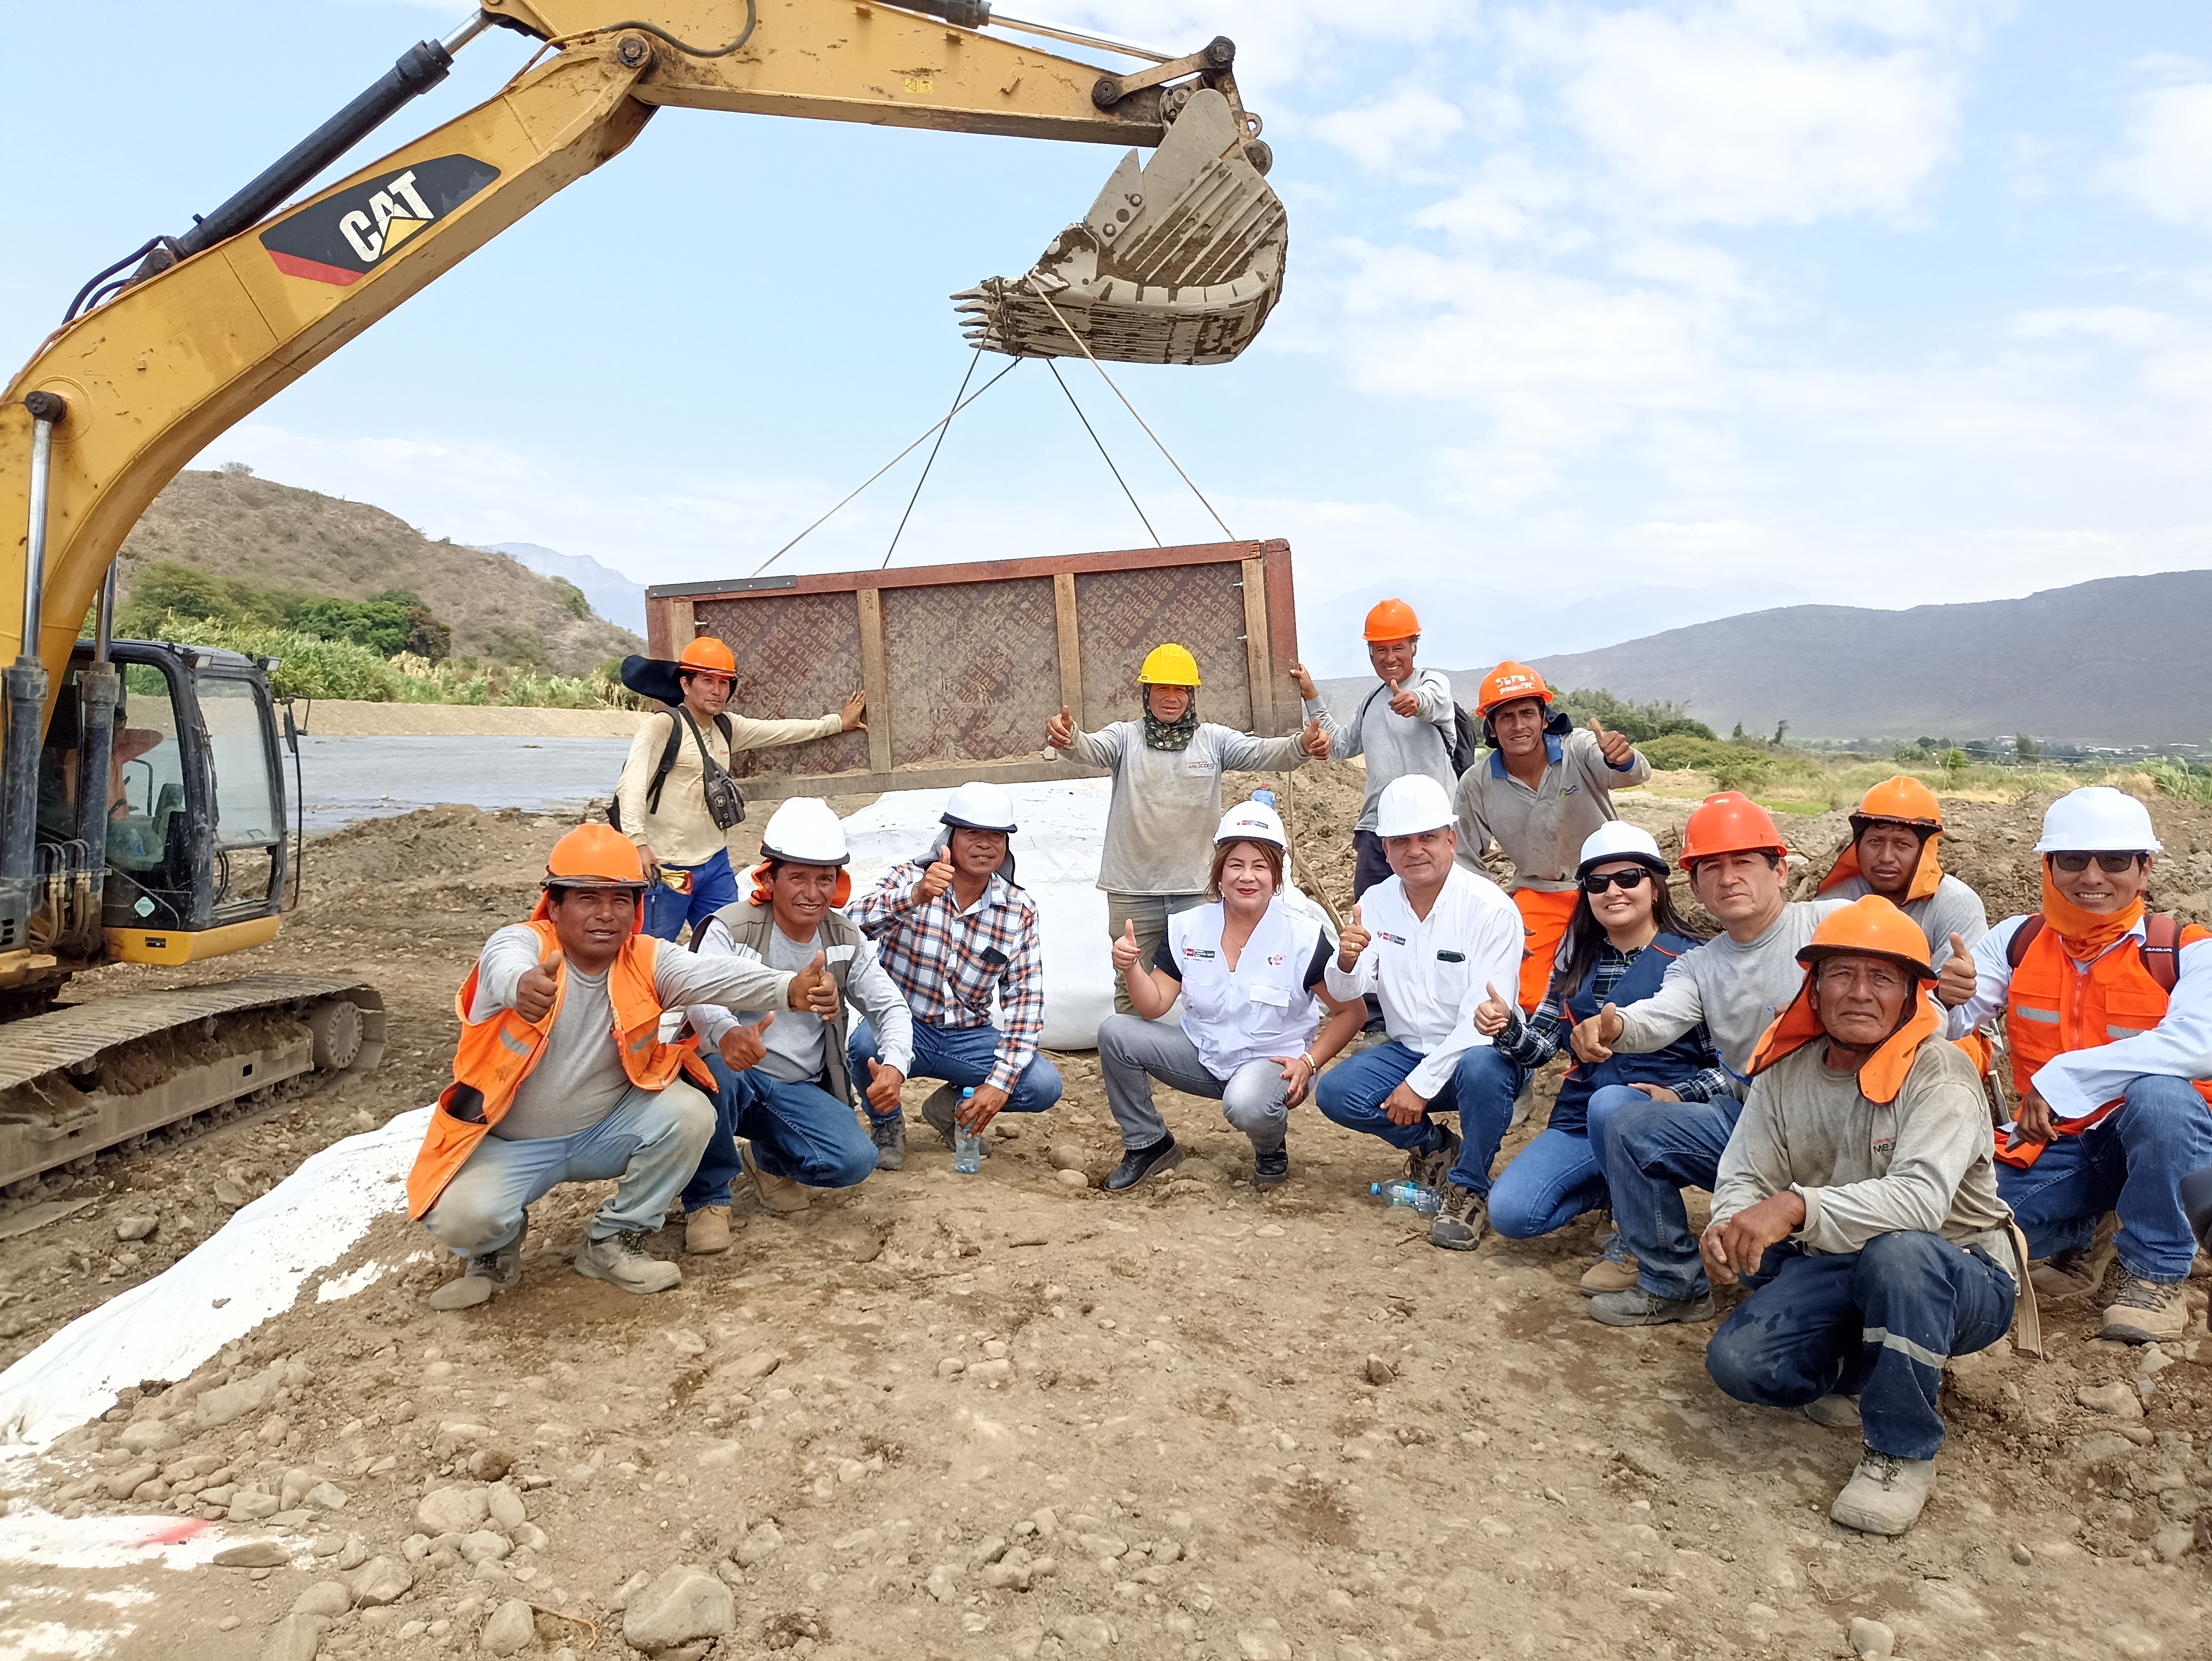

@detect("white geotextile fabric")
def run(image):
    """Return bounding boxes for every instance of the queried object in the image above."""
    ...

[0,1108,430,1452]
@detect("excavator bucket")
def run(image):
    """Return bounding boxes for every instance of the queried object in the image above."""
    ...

[953,89,1286,366]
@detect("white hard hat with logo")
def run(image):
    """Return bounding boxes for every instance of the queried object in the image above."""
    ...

[1577,819,1668,876]
[1374,775,1455,839]
[2035,786,2161,855]
[760,797,849,866]
[941,781,1019,835]
[1215,799,1288,851]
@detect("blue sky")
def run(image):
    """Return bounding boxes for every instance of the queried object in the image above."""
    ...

[9,1,2212,677]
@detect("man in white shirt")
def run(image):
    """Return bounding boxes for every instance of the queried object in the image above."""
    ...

[678,799,915,1253]
[1319,775,1525,1251]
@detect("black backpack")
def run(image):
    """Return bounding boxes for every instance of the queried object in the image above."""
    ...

[607,708,737,833]
[1357,681,1480,776]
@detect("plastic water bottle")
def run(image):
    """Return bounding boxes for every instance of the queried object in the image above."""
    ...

[1371,1179,1440,1215]
[953,1089,984,1174]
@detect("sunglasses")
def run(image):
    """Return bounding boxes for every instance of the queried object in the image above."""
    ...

[2050,853,2145,875]
[1581,867,1653,894]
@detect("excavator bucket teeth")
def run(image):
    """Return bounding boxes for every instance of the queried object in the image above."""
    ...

[952,89,1286,366]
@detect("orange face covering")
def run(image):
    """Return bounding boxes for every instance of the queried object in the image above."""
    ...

[747,862,852,910]
[1818,830,1943,905]
[1749,966,1943,1105]
[2039,866,2144,963]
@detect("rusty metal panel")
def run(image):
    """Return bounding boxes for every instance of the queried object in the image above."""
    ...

[882,577,1059,769]
[1075,563,1253,733]
[689,589,872,782]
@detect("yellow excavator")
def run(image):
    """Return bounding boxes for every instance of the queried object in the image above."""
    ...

[0,1,1288,1196]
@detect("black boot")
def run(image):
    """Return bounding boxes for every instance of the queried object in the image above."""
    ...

[1253,1145,1290,1187]
[1103,1136,1183,1193]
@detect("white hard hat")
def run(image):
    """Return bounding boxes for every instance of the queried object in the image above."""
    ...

[1215,798,1288,852]
[1375,775,1456,839]
[759,797,849,866]
[1577,820,1667,876]
[942,781,1018,835]
[2034,786,2161,855]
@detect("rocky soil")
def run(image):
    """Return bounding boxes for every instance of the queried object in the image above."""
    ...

[1,766,2209,1661]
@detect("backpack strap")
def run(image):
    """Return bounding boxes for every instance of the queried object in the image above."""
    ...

[2141,913,2183,995]
[2005,915,2044,971]
[643,711,686,816]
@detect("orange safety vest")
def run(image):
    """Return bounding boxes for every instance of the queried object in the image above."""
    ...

[406,920,716,1219]
[1999,913,2212,1169]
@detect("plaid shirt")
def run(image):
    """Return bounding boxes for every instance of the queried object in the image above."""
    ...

[1496,939,1729,1104]
[851,859,1046,1095]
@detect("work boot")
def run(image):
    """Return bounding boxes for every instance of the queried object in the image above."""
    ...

[868,1111,907,1173]
[2102,1274,2190,1344]
[920,1085,988,1157]
[426,1214,528,1310]
[1579,1233,1640,1297]
[1588,1286,1717,1328]
[1803,1394,1864,1429]
[741,1141,810,1214]
[684,1206,732,1256]
[1829,1449,1936,1536]
[1429,1183,1488,1251]
[1104,1136,1183,1193]
[1253,1145,1290,1188]
[1406,1123,1460,1193]
[2033,1210,2119,1300]
[575,1229,682,1296]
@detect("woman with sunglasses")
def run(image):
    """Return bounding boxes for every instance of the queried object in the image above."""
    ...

[1478,822,1725,1286]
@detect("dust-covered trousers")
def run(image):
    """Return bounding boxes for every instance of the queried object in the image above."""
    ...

[1096,1013,1294,1152]
[1703,1231,2017,1461]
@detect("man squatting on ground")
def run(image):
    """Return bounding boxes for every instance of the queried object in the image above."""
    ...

[1943,787,2212,1345]
[1701,896,2026,1538]
[1316,775,1526,1251]
[674,798,916,1255]
[408,825,841,1307]
[1097,798,1366,1191]
[1047,642,1328,1017]
[1453,662,1651,1013]
[849,782,1063,1164]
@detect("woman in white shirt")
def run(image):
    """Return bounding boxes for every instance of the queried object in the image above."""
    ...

[1097,800,1367,1191]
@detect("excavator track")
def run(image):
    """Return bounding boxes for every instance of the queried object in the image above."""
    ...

[0,974,385,1196]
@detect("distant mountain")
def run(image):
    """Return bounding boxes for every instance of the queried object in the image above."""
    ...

[121,471,643,676]
[483,541,647,637]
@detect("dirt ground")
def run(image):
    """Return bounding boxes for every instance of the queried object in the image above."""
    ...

[2,764,2210,1661]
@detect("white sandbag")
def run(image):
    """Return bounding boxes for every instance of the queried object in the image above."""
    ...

[0,1108,429,1452]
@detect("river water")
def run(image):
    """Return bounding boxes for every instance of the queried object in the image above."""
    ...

[292,735,633,832]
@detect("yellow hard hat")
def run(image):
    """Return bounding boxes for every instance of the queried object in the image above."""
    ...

[1138,643,1201,687]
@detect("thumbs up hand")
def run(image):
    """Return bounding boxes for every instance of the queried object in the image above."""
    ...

[1046,704,1075,749]
[1338,902,1371,971]
[917,852,957,905]
[1571,1001,1624,1063]
[1387,677,1421,719]
[1111,919,1144,976]
[514,951,562,1022]
[720,1011,772,1072]
[864,1055,906,1112]
[1591,716,1634,767]
[789,950,841,1016]
[1474,980,1515,1038]
[1301,716,1329,759]
[1935,933,1979,1008]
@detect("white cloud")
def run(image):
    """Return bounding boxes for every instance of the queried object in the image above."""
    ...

[1312,88,1465,173]
[2102,77,2212,229]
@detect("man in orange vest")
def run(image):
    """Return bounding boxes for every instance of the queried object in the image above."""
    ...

[1941,787,2212,1344]
[1701,898,2022,1537]
[1453,662,1650,1012]
[1816,776,1987,974]
[409,825,839,1309]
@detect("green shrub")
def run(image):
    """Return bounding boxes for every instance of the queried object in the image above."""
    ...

[1555,687,1716,743]
[1640,734,1776,790]
[2147,760,2212,804]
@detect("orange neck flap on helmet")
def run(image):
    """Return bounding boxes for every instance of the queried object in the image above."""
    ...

[2039,867,2144,963]
[1749,973,1942,1105]
[1818,828,1944,905]
[747,862,852,910]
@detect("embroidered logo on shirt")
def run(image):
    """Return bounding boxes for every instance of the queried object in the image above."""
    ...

[1563,784,1581,796]
[1265,953,1286,966]
[1378,931,1408,945]
[1183,947,1217,959]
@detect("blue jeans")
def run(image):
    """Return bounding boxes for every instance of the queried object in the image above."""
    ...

[422,1081,714,1256]
[847,1018,1063,1118]
[681,1053,877,1212]
[1997,1074,2212,1283]
[1705,1232,2017,1461]
[1603,1093,1745,1300]
[643,848,739,941]
[1313,1041,1526,1196]
[1491,1082,1654,1238]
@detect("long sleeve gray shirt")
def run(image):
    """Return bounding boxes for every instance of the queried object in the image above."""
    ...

[1053,719,1312,896]
[686,913,916,1083]
[1612,900,1850,1097]
[1818,871,1988,974]
[1712,1039,2014,1268]
[468,927,792,1141]
[1308,670,1459,833]
[1453,728,1653,890]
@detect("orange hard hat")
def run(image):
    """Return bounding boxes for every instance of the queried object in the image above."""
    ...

[679,636,737,678]
[1849,775,1942,832]
[1476,661,1551,717]
[1795,894,1936,981]
[543,823,646,889]
[1679,791,1789,869]
[1363,598,1421,642]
